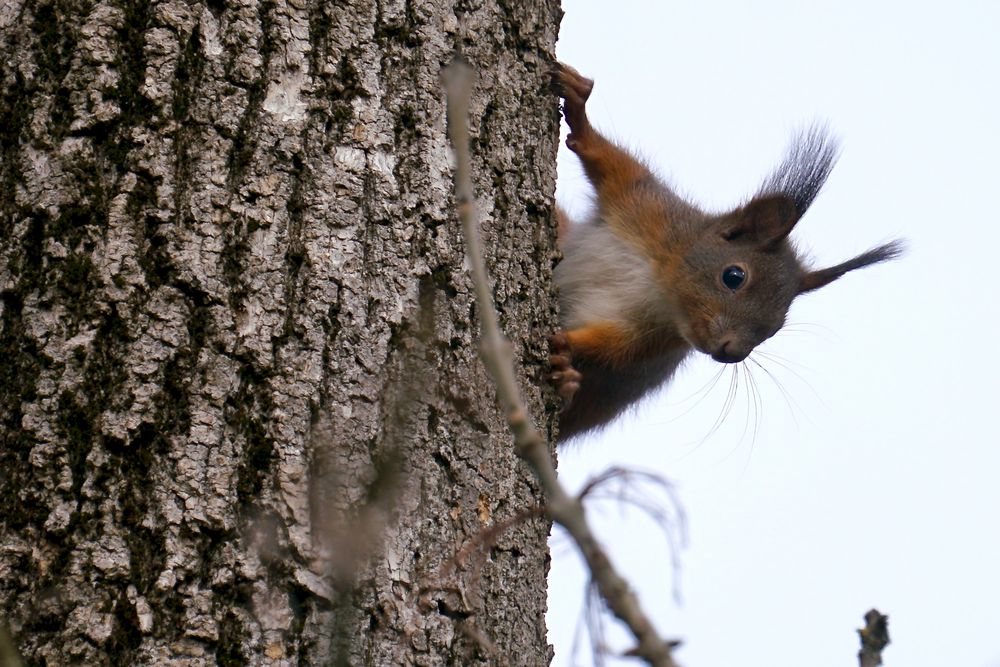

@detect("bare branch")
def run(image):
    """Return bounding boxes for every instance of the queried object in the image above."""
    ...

[443,58,680,667]
[857,609,890,667]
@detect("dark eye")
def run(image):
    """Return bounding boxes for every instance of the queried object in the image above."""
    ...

[721,265,747,290]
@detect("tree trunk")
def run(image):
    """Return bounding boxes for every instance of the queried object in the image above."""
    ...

[0,0,561,664]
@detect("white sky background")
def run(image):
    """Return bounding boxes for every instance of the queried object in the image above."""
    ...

[546,2,1000,666]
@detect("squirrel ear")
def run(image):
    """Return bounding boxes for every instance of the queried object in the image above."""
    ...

[799,240,906,294]
[720,195,799,248]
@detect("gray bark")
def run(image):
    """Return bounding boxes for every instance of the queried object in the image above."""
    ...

[0,0,561,664]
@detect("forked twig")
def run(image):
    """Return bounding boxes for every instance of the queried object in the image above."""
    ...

[443,58,680,667]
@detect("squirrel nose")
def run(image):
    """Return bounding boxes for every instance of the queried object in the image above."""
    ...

[711,336,748,363]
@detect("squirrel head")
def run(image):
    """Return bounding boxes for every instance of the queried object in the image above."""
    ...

[667,128,903,363]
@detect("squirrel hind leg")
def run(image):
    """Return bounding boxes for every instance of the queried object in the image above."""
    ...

[550,63,594,146]
[551,63,657,208]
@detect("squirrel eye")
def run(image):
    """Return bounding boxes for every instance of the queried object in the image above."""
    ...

[721,265,747,290]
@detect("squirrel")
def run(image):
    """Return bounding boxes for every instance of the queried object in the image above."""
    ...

[549,63,904,441]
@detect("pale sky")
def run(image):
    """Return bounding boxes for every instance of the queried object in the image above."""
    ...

[547,2,1000,666]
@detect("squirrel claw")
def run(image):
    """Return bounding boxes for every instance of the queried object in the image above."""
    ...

[548,331,570,351]
[550,63,593,142]
[550,370,581,405]
[549,333,582,408]
[550,62,594,102]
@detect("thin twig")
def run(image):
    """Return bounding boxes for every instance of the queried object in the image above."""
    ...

[443,506,547,575]
[443,58,680,667]
[858,609,890,667]
[576,468,687,604]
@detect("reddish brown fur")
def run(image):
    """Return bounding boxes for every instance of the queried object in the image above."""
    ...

[550,63,903,441]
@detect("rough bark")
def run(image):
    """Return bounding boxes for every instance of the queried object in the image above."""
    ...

[0,0,562,664]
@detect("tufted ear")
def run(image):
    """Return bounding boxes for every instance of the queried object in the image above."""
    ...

[720,195,799,249]
[799,240,906,293]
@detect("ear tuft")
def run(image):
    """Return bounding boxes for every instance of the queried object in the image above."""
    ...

[721,195,799,248]
[798,239,906,293]
[759,125,840,215]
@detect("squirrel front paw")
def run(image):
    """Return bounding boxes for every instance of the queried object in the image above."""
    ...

[549,332,582,409]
